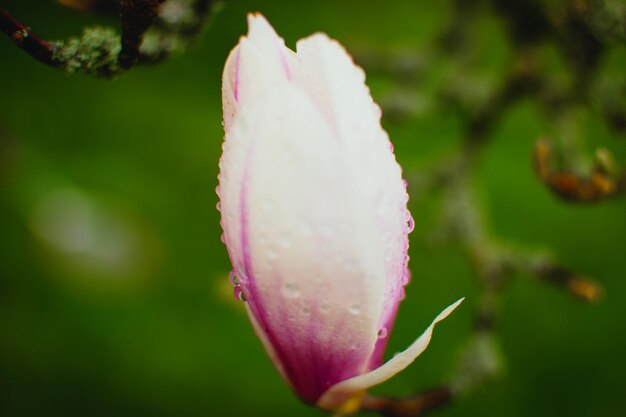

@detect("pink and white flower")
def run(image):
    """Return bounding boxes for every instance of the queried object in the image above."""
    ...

[217,13,462,411]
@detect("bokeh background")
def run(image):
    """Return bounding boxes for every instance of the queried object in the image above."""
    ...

[1,1,625,416]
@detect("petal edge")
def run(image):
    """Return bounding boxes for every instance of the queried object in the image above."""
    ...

[316,298,465,410]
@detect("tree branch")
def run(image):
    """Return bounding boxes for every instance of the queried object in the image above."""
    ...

[0,1,220,77]
[362,387,452,417]
[0,8,60,68]
[118,0,164,69]
[534,139,625,202]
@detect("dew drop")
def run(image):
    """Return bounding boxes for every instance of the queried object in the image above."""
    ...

[228,271,240,287]
[377,327,388,339]
[220,233,226,244]
[349,305,361,315]
[233,286,246,302]
[352,342,361,350]
[319,303,330,314]
[407,215,415,233]
[267,249,278,260]
[302,306,311,316]
[215,201,221,212]
[278,238,292,249]
[281,283,301,299]
[402,179,408,188]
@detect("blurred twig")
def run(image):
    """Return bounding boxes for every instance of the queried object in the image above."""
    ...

[362,387,452,417]
[534,138,625,202]
[357,1,619,415]
[0,0,220,77]
[118,0,164,69]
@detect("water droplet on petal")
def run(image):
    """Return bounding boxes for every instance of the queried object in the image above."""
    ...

[352,342,361,350]
[377,327,388,339]
[319,303,330,314]
[281,283,301,299]
[215,201,221,212]
[233,286,246,302]
[228,271,240,287]
[267,249,278,260]
[407,214,415,233]
[349,305,361,315]
[220,233,226,244]
[302,306,310,315]
[402,179,408,188]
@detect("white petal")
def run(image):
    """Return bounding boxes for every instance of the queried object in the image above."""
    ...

[296,33,410,343]
[221,45,240,132]
[316,298,465,410]
[220,81,391,401]
[222,13,299,132]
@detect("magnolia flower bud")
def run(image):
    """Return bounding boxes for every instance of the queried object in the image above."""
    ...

[217,13,462,412]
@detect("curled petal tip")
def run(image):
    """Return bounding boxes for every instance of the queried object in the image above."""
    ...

[316,298,464,411]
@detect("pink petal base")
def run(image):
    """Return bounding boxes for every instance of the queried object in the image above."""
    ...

[316,298,464,411]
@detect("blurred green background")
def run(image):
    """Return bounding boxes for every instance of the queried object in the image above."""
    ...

[1,1,625,416]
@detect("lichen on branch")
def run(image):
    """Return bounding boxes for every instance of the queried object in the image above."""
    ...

[0,0,221,77]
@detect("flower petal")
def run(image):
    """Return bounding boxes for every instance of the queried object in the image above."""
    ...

[221,45,240,132]
[220,80,391,403]
[222,13,298,132]
[316,298,465,410]
[296,33,411,370]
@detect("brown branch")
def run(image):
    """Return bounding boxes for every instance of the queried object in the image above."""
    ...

[0,8,60,67]
[1,1,220,77]
[118,0,164,69]
[534,139,624,202]
[362,387,452,417]
[529,262,605,303]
